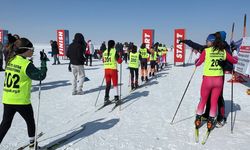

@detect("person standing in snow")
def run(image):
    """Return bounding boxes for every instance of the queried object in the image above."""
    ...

[50,40,60,65]
[149,46,157,77]
[180,31,233,125]
[0,38,48,148]
[128,45,140,90]
[67,33,87,95]
[194,34,238,130]
[102,40,123,106]
[123,42,129,63]
[85,40,94,66]
[139,43,149,82]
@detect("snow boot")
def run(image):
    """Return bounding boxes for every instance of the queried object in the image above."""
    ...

[149,72,152,77]
[194,115,202,129]
[207,117,215,130]
[152,72,155,76]
[114,95,122,106]
[104,96,112,106]
[145,76,149,82]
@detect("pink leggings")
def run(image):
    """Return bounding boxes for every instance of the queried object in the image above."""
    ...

[196,76,224,117]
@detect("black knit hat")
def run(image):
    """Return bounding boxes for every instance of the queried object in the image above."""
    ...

[13,38,34,54]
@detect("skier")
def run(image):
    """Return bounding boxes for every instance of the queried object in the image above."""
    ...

[50,40,60,65]
[194,34,238,130]
[128,45,140,90]
[180,31,233,125]
[67,33,87,95]
[149,46,157,77]
[102,40,123,106]
[0,38,48,148]
[139,43,149,82]
[162,44,168,66]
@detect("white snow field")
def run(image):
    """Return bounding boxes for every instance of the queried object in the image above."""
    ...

[0,44,249,150]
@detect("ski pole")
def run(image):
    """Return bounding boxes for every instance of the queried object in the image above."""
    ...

[231,70,234,133]
[119,62,122,111]
[94,76,105,106]
[170,67,197,124]
[34,80,42,149]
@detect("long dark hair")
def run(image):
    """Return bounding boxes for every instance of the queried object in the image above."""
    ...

[107,40,115,56]
[213,32,226,52]
[141,43,146,49]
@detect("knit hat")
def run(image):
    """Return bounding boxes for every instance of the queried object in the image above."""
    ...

[206,34,216,42]
[219,31,226,41]
[13,38,34,54]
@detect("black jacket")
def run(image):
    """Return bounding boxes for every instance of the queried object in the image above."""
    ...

[67,33,86,65]
[183,40,233,71]
[51,41,59,56]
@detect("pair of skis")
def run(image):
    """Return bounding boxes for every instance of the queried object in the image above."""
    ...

[195,128,211,145]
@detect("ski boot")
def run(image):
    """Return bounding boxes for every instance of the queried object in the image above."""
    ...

[216,116,227,127]
[201,114,208,121]
[114,95,122,106]
[194,115,202,129]
[131,82,135,91]
[207,117,215,131]
[29,140,40,149]
[141,76,144,82]
[135,80,139,89]
[104,96,112,106]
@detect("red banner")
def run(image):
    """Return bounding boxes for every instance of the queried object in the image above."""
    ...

[142,29,154,50]
[174,29,186,64]
[57,30,65,56]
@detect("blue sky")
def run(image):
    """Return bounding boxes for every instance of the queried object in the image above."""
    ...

[0,0,249,46]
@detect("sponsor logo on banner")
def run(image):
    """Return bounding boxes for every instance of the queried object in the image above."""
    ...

[174,29,185,64]
[235,37,250,75]
[142,29,154,50]
[57,30,65,56]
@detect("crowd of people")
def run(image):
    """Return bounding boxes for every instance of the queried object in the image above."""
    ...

[0,30,240,148]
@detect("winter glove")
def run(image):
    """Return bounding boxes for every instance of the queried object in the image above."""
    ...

[230,41,237,51]
[178,38,185,44]
[218,59,226,68]
[40,50,49,61]
[68,63,72,72]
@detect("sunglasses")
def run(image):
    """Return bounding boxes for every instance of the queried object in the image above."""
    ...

[18,47,35,52]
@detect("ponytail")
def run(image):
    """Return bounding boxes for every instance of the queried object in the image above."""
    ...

[107,40,115,57]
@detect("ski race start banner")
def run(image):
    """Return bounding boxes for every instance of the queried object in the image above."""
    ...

[57,30,69,56]
[142,29,154,50]
[174,29,186,65]
[235,37,250,76]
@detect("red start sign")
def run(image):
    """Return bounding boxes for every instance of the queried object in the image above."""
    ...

[142,29,154,50]
[174,29,186,64]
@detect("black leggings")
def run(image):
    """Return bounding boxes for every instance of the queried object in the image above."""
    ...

[130,68,139,82]
[0,104,35,143]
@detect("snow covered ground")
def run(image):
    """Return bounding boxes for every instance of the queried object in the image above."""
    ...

[0,44,249,150]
